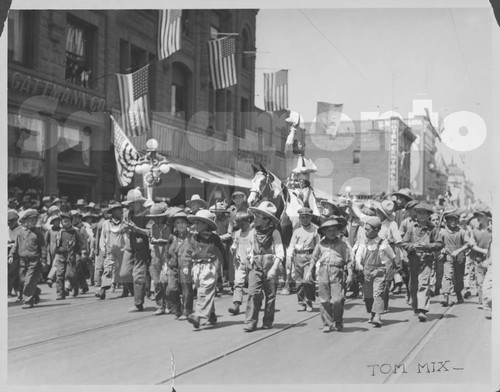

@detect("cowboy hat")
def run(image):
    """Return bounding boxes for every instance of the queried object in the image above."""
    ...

[374,200,396,221]
[232,191,246,199]
[317,218,346,236]
[169,209,191,225]
[248,201,280,226]
[392,188,413,201]
[474,203,492,218]
[8,210,19,221]
[285,111,304,127]
[106,202,123,213]
[48,214,62,224]
[365,216,382,229]
[122,189,146,205]
[405,200,419,210]
[82,212,99,221]
[51,198,62,206]
[76,199,87,206]
[147,202,170,218]
[185,194,207,209]
[320,199,342,215]
[188,209,217,231]
[70,210,82,217]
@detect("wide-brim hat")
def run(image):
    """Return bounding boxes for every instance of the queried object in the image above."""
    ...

[298,207,314,216]
[42,196,51,203]
[76,199,86,206]
[320,199,342,215]
[107,202,123,213]
[82,212,99,221]
[474,203,492,218]
[374,200,396,221]
[405,200,419,210]
[392,188,413,201]
[248,201,280,226]
[122,189,147,205]
[49,214,61,224]
[186,194,207,209]
[70,210,82,217]
[51,198,62,206]
[19,209,39,221]
[169,209,191,225]
[8,210,19,221]
[188,209,217,231]
[443,208,460,220]
[60,212,72,220]
[414,203,434,214]
[318,217,347,235]
[147,202,170,217]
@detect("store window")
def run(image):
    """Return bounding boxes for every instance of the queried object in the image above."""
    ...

[8,10,34,66]
[66,18,95,88]
[8,113,45,159]
[57,124,91,167]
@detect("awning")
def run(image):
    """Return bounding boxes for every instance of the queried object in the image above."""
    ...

[165,156,253,189]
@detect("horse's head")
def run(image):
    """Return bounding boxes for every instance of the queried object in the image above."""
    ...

[248,163,283,207]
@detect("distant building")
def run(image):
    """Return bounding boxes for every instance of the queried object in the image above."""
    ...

[447,160,474,209]
[307,117,416,198]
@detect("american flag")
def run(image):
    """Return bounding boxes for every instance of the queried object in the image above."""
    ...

[111,116,143,187]
[115,64,151,137]
[264,69,288,112]
[208,37,237,90]
[158,10,182,60]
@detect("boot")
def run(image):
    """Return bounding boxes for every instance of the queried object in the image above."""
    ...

[441,294,449,307]
[228,302,240,315]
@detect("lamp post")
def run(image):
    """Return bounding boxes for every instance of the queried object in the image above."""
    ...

[134,138,171,200]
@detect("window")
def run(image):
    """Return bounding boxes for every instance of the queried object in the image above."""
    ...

[57,124,91,167]
[240,97,249,133]
[66,18,94,88]
[171,62,191,122]
[241,28,251,70]
[181,10,191,37]
[8,10,33,65]
[353,149,360,164]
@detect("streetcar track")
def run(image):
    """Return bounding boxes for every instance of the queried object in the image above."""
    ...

[383,304,455,383]
[155,297,356,385]
[8,312,154,352]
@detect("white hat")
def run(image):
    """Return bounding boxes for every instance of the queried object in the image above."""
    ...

[186,194,207,209]
[188,209,217,231]
[248,201,280,226]
[122,189,146,205]
[285,111,304,127]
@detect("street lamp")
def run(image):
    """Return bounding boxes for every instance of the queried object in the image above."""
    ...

[134,138,171,199]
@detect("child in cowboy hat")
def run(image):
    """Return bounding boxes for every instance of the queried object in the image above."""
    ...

[401,203,444,321]
[8,210,22,298]
[9,209,45,308]
[305,217,353,332]
[210,200,232,294]
[287,207,320,312]
[243,201,284,332]
[185,194,207,215]
[186,210,227,329]
[147,203,179,316]
[228,211,254,316]
[167,208,194,320]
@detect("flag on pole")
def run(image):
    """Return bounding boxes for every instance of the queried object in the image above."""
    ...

[316,102,343,138]
[208,37,237,90]
[111,116,142,187]
[115,64,151,137]
[158,10,182,60]
[264,69,288,112]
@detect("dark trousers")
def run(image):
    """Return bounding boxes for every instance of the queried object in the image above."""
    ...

[245,268,278,328]
[54,254,67,297]
[179,260,194,316]
[8,257,21,295]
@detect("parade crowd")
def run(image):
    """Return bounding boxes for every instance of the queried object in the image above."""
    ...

[7,186,493,333]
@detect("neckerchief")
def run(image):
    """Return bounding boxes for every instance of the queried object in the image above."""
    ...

[255,222,275,251]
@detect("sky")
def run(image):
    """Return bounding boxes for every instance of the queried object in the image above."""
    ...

[254,5,497,203]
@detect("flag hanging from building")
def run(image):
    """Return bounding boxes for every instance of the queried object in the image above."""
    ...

[115,64,151,137]
[264,69,288,112]
[316,102,343,138]
[208,36,237,90]
[111,116,143,187]
[158,9,182,60]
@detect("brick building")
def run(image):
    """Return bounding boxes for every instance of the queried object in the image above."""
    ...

[307,117,416,198]
[8,9,288,206]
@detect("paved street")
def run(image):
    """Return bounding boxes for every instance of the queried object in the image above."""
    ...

[7,283,492,388]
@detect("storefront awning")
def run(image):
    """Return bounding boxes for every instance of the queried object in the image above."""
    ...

[165,156,253,189]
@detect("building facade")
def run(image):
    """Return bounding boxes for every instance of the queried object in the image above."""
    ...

[307,117,416,198]
[447,161,474,209]
[8,9,287,207]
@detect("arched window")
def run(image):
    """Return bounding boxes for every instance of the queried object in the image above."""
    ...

[171,62,191,123]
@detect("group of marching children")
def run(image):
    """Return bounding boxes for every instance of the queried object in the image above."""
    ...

[8,187,492,330]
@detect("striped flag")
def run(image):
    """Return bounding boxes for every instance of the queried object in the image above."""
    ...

[264,69,288,112]
[111,116,143,187]
[316,102,343,138]
[115,64,151,137]
[158,10,182,60]
[208,37,237,90]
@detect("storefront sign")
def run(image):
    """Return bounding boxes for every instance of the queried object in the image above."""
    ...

[237,148,269,166]
[9,71,106,112]
[388,119,399,191]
